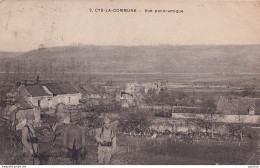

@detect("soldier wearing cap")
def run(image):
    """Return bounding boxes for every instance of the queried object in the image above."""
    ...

[22,111,39,165]
[95,117,116,164]
[64,114,85,164]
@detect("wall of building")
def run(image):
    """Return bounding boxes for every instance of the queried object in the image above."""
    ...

[29,93,82,108]
[86,94,102,99]
[29,96,52,109]
[172,113,260,124]
[50,93,82,108]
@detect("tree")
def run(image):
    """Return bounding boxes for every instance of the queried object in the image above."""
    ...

[38,44,45,50]
[242,85,255,97]
[201,96,221,138]
[230,99,246,141]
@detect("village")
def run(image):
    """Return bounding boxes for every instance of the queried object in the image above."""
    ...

[1,0,260,165]
[0,73,260,165]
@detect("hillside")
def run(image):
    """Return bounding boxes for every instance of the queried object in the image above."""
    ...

[0,45,259,74]
[0,52,24,58]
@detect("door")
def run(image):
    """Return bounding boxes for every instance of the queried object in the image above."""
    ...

[38,100,41,107]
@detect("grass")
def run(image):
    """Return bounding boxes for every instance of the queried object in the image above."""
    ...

[0,124,256,165]
[112,142,255,165]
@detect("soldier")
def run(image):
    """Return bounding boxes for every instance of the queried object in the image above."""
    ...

[95,117,116,165]
[22,111,39,165]
[64,115,85,164]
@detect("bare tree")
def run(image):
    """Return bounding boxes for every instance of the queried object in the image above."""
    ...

[231,101,245,141]
[201,97,221,138]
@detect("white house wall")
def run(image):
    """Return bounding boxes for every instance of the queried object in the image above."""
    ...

[29,96,52,109]
[50,93,82,108]
[29,93,82,109]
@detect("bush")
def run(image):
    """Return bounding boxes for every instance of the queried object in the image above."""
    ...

[118,111,151,133]
[154,110,172,118]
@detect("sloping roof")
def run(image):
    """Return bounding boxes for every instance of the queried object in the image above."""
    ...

[25,85,51,97]
[16,96,33,110]
[44,82,80,96]
[73,85,88,95]
[81,85,95,94]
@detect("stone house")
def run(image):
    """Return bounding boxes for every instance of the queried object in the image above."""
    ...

[18,84,53,109]
[15,82,82,109]
[44,82,82,107]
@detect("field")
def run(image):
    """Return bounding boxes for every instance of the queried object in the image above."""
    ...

[35,134,256,165]
[1,72,260,84]
[112,142,254,165]
[0,115,255,165]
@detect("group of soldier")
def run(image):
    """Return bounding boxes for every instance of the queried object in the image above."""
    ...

[21,111,116,165]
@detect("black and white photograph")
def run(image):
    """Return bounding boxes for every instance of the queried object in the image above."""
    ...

[0,0,260,165]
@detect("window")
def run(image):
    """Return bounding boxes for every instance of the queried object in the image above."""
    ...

[68,97,71,103]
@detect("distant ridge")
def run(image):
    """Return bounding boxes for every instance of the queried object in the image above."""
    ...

[0,45,259,74]
[0,52,24,58]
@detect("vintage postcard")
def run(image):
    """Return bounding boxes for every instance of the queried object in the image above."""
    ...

[0,0,260,166]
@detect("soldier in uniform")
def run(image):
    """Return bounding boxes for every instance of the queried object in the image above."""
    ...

[95,117,116,165]
[64,114,85,164]
[22,111,39,165]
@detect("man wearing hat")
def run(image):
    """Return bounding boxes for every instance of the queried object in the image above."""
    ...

[22,111,39,165]
[95,117,116,164]
[64,114,85,164]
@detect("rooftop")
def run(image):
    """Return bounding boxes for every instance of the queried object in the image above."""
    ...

[16,96,34,110]
[25,84,51,97]
[44,82,80,96]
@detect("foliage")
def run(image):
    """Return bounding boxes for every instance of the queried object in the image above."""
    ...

[143,88,204,107]
[241,85,256,97]
[82,100,122,114]
[118,110,151,133]
[144,89,189,106]
[154,110,172,118]
[201,96,217,114]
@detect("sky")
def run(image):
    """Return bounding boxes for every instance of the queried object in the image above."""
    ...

[0,0,260,51]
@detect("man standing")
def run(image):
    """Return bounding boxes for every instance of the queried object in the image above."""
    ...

[22,111,39,165]
[95,117,116,165]
[64,115,85,164]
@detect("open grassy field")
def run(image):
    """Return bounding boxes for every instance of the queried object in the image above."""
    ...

[0,116,256,165]
[112,141,255,165]
[44,133,256,165]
